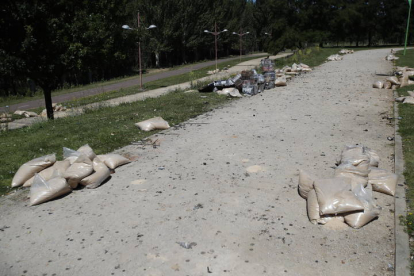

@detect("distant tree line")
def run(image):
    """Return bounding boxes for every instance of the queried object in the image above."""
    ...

[0,0,412,117]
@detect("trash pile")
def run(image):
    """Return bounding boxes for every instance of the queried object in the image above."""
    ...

[11,144,130,206]
[373,66,414,89]
[327,54,343,61]
[395,90,414,105]
[298,145,397,229]
[339,49,354,55]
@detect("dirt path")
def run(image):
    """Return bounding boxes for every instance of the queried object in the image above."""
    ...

[0,53,267,113]
[0,49,396,275]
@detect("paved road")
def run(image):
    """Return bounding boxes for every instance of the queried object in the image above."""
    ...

[0,53,267,113]
[0,49,397,275]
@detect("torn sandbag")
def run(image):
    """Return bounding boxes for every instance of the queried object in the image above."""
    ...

[80,158,111,189]
[298,169,316,199]
[12,154,56,188]
[135,117,170,132]
[275,76,287,87]
[63,155,93,188]
[314,178,364,215]
[30,174,72,206]
[386,76,400,85]
[344,184,381,228]
[77,144,97,161]
[23,160,71,187]
[368,167,397,196]
[372,81,384,89]
[97,154,130,170]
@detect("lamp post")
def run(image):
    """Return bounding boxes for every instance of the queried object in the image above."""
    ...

[122,12,156,89]
[232,29,250,61]
[204,22,228,72]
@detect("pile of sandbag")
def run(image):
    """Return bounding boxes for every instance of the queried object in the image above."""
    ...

[40,103,68,117]
[339,49,354,55]
[207,69,220,75]
[0,113,12,123]
[373,66,414,89]
[273,63,312,87]
[395,90,414,105]
[14,110,38,118]
[385,54,399,61]
[11,144,131,206]
[327,54,343,61]
[299,145,397,229]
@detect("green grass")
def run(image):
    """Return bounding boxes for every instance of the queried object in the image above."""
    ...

[273,47,340,68]
[0,88,234,195]
[0,54,265,108]
[395,48,414,271]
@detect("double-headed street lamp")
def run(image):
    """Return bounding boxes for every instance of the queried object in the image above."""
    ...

[204,22,228,72]
[232,30,250,61]
[122,12,156,89]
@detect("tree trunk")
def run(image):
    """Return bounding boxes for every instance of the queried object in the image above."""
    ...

[155,52,160,68]
[43,86,54,120]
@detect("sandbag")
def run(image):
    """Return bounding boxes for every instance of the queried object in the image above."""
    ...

[334,171,368,189]
[365,147,380,167]
[275,76,287,87]
[335,162,370,177]
[135,117,170,132]
[344,184,381,228]
[404,96,414,105]
[383,81,392,89]
[97,154,130,170]
[372,81,383,89]
[217,88,242,98]
[299,63,310,68]
[23,160,71,187]
[314,178,364,215]
[23,111,38,117]
[63,147,82,164]
[12,154,56,188]
[368,167,397,196]
[30,174,72,206]
[80,158,111,189]
[307,189,321,224]
[77,144,97,161]
[386,76,400,85]
[298,169,316,199]
[339,145,370,168]
[63,155,93,188]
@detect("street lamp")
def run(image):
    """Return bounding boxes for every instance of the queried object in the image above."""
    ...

[204,22,228,72]
[122,12,156,89]
[232,30,250,61]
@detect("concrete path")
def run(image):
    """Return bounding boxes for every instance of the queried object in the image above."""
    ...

[0,53,268,113]
[0,49,398,275]
[3,53,291,130]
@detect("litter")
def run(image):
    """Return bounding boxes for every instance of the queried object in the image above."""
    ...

[97,154,131,170]
[135,117,170,132]
[12,154,56,188]
[30,174,72,206]
[79,157,111,189]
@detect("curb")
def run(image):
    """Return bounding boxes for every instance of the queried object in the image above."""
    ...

[394,90,411,275]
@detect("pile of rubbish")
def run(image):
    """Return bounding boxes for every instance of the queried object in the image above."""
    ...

[11,144,131,206]
[11,103,68,119]
[339,49,354,55]
[395,90,414,105]
[298,145,397,229]
[198,59,312,96]
[327,54,343,61]
[373,66,414,89]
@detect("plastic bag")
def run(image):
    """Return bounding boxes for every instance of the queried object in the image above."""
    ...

[23,160,71,187]
[372,81,383,89]
[298,169,316,199]
[135,117,170,132]
[80,157,111,189]
[97,154,130,170]
[63,155,93,188]
[314,178,364,215]
[368,168,397,196]
[77,144,97,161]
[12,154,56,188]
[30,174,72,206]
[344,184,381,228]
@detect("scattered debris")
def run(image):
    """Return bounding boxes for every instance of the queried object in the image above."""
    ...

[176,242,197,249]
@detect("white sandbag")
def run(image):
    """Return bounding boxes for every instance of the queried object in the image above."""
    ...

[97,154,130,170]
[372,81,383,89]
[399,69,410,88]
[344,184,381,228]
[23,111,38,118]
[77,144,97,161]
[383,81,392,89]
[63,155,93,188]
[11,154,56,188]
[13,110,26,116]
[339,145,369,166]
[63,147,82,164]
[135,117,170,132]
[365,147,380,167]
[30,174,72,206]
[314,178,364,215]
[299,63,310,68]
[298,169,316,199]
[403,96,414,105]
[302,68,312,72]
[368,167,397,196]
[23,160,71,187]
[291,63,298,72]
[275,76,287,87]
[307,189,321,224]
[334,170,368,189]
[335,162,370,177]
[217,88,242,98]
[386,76,400,85]
[80,158,111,189]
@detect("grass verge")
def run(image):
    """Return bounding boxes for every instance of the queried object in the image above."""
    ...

[273,47,340,68]
[395,48,414,268]
[0,89,233,195]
